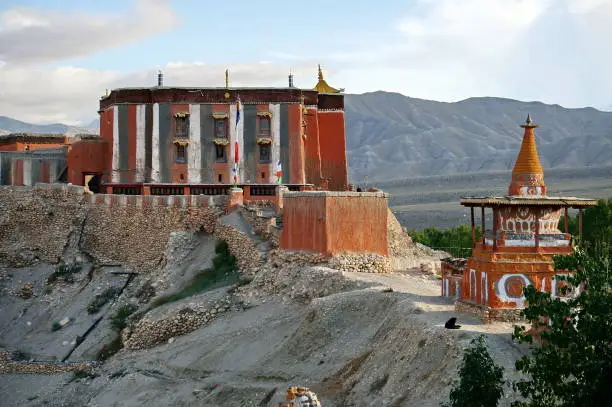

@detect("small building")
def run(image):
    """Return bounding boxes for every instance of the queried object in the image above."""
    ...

[447,115,597,322]
[0,133,75,152]
[0,147,68,185]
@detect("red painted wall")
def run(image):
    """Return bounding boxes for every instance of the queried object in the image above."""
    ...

[67,139,109,185]
[288,104,305,185]
[280,195,328,254]
[325,195,388,255]
[99,108,114,183]
[317,111,348,191]
[304,107,322,186]
[280,192,388,256]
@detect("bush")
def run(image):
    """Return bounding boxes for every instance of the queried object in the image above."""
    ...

[87,287,120,314]
[110,304,138,331]
[152,240,238,307]
[51,321,62,332]
[442,335,505,407]
[47,263,82,284]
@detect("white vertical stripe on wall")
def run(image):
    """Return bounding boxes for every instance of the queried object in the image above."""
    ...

[112,105,120,183]
[135,104,146,182]
[236,105,244,183]
[229,104,237,182]
[23,159,32,186]
[188,104,201,183]
[49,161,57,183]
[270,103,281,183]
[151,103,160,183]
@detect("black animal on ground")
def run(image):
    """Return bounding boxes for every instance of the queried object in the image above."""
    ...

[445,317,461,329]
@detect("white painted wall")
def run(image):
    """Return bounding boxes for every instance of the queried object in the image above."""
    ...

[188,104,201,183]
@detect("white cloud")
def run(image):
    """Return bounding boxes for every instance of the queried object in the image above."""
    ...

[0,0,178,66]
[323,0,612,109]
[0,62,320,125]
[2,0,612,125]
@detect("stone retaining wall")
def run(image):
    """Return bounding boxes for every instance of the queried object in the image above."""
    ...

[0,184,227,272]
[214,224,262,273]
[455,300,526,323]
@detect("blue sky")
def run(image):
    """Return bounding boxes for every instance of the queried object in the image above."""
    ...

[1,0,611,124]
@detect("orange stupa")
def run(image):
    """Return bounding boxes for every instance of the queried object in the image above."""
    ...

[508,114,546,196]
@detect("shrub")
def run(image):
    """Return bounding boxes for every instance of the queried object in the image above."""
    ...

[47,263,82,284]
[87,287,120,314]
[110,304,138,331]
[442,335,505,407]
[152,240,238,307]
[51,321,62,332]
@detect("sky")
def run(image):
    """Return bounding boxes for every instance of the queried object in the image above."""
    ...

[0,0,611,125]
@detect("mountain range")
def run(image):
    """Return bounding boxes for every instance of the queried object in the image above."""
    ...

[0,116,98,137]
[3,92,612,182]
[344,92,612,182]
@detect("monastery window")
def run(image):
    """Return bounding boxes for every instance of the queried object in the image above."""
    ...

[215,144,227,163]
[214,118,228,139]
[218,173,223,183]
[175,144,187,163]
[259,143,271,163]
[175,115,189,137]
[258,116,271,137]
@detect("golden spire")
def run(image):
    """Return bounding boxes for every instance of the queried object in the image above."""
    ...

[314,64,341,94]
[508,114,547,196]
[225,69,229,88]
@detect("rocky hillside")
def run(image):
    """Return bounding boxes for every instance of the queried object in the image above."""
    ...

[345,92,612,182]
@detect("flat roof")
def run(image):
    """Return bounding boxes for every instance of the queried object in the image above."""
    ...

[460,196,598,207]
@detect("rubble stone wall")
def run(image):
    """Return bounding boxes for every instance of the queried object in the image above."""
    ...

[0,184,226,272]
[214,224,262,273]
[0,184,86,266]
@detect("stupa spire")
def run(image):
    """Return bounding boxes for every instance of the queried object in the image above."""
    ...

[508,114,546,196]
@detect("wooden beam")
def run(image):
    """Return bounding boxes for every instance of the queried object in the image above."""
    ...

[481,206,485,245]
[535,210,540,251]
[564,207,569,234]
[492,208,498,252]
[470,207,476,248]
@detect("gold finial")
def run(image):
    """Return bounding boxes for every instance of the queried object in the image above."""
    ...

[225,69,229,88]
[318,64,323,80]
[105,89,109,97]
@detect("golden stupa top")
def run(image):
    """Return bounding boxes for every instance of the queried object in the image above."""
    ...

[313,64,341,94]
[508,114,547,196]
[512,114,544,176]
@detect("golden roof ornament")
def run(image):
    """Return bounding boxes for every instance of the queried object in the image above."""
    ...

[313,64,342,94]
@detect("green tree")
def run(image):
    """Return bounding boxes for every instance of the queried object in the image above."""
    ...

[512,248,612,407]
[442,335,505,407]
[407,225,482,258]
[561,199,612,256]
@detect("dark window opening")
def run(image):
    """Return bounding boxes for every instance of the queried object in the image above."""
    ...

[215,144,227,163]
[175,116,189,137]
[218,174,223,183]
[87,174,102,193]
[258,117,271,137]
[259,144,271,163]
[261,172,265,180]
[175,144,187,163]
[214,118,228,139]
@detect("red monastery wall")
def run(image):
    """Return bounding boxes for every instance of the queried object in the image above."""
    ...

[280,191,388,256]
